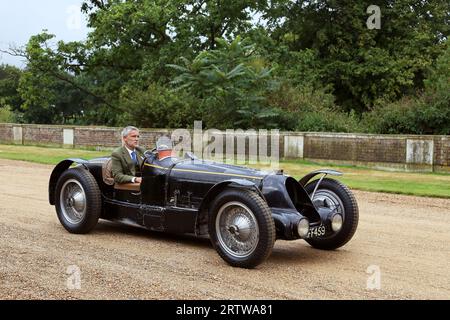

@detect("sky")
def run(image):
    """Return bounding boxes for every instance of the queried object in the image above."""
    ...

[0,0,89,68]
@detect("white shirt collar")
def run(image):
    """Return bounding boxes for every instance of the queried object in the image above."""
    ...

[124,146,136,157]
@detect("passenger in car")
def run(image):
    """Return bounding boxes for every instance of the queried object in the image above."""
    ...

[154,136,177,165]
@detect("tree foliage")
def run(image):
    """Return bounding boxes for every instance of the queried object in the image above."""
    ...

[119,82,200,128]
[0,0,448,134]
[271,0,450,112]
[363,43,450,134]
[168,37,285,129]
[0,64,23,117]
[15,33,102,124]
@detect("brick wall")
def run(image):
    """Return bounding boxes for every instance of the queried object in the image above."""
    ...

[74,127,119,148]
[139,129,172,148]
[434,136,450,168]
[22,125,63,145]
[73,127,173,149]
[303,134,406,163]
[0,123,448,172]
[0,123,13,142]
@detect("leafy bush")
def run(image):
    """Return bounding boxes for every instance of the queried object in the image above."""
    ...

[267,84,362,132]
[362,97,420,134]
[363,43,450,135]
[363,94,450,135]
[296,108,362,133]
[119,83,201,129]
[0,106,14,123]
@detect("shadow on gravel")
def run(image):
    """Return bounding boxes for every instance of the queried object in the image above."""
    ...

[94,220,212,249]
[268,242,354,266]
[92,220,354,266]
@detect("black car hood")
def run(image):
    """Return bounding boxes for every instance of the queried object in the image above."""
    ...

[148,158,269,184]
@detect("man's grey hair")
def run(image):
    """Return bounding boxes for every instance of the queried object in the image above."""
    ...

[121,126,139,138]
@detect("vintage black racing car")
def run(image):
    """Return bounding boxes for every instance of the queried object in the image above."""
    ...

[48,150,359,268]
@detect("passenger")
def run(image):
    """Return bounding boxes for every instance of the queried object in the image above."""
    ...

[111,126,146,184]
[155,136,177,164]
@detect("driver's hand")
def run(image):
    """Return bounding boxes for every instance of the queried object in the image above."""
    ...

[135,177,142,184]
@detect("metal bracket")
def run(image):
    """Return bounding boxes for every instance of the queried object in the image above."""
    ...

[311,173,327,200]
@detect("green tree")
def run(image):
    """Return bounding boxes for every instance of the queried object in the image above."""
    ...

[271,0,450,111]
[168,37,286,129]
[77,0,271,87]
[16,33,102,124]
[0,64,23,119]
[267,83,362,132]
[119,82,201,128]
[5,0,449,134]
[9,1,274,126]
[363,41,450,134]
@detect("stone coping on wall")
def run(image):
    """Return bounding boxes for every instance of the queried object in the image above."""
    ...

[1,123,448,138]
[279,131,449,140]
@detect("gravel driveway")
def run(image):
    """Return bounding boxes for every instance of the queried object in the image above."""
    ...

[0,159,449,299]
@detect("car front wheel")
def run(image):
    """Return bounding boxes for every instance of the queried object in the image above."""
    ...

[304,178,359,250]
[209,189,275,268]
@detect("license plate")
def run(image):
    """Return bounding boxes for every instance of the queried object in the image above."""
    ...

[307,225,326,238]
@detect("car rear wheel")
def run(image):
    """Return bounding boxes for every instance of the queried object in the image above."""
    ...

[209,189,275,268]
[55,167,101,234]
[304,178,358,250]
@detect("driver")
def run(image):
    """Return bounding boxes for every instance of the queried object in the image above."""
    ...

[111,126,146,184]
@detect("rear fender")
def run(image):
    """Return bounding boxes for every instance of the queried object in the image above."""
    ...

[48,158,89,205]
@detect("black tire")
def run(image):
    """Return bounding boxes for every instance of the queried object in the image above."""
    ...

[304,178,358,250]
[55,167,101,234]
[208,188,275,268]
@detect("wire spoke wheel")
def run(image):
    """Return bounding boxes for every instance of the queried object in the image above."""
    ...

[305,178,359,250]
[60,179,87,224]
[216,201,259,259]
[209,189,275,268]
[55,168,101,234]
[313,189,344,216]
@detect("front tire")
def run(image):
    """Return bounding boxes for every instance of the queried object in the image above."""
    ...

[55,167,101,234]
[304,178,358,250]
[209,189,275,268]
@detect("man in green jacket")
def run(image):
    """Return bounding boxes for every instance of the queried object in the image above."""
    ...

[111,126,146,184]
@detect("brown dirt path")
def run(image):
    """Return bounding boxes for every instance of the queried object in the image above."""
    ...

[0,159,449,299]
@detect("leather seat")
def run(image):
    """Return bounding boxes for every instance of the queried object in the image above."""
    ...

[103,158,141,191]
[102,158,115,186]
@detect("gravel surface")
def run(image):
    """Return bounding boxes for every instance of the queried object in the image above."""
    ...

[0,159,449,299]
